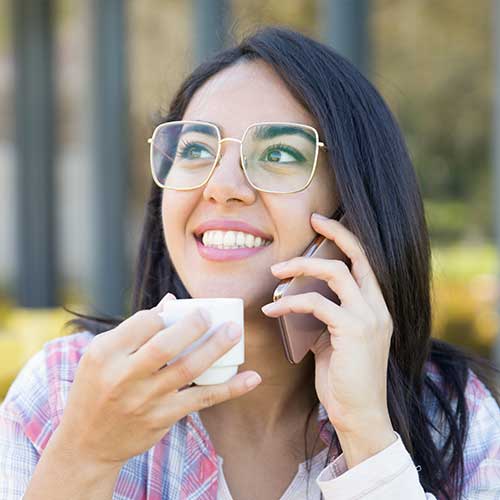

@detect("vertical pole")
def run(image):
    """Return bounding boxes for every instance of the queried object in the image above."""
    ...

[89,0,129,317]
[193,0,231,64]
[320,0,371,75]
[12,0,57,308]
[493,0,500,366]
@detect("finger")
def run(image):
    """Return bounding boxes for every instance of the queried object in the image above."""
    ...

[311,214,378,289]
[271,257,366,313]
[106,307,170,354]
[130,308,213,376]
[150,370,262,428]
[111,293,177,353]
[311,214,386,309]
[151,292,177,313]
[261,291,350,335]
[149,321,243,391]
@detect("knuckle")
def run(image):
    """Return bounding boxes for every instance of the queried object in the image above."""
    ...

[325,262,345,287]
[191,309,210,332]
[146,339,172,365]
[132,310,151,324]
[175,358,197,385]
[122,397,144,418]
[83,341,107,368]
[214,325,232,348]
[308,291,324,306]
[135,309,163,330]
[331,259,349,275]
[333,259,349,270]
[101,376,124,402]
[356,241,368,258]
[199,388,219,409]
[223,383,237,401]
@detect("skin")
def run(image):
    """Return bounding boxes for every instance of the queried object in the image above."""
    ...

[162,59,338,442]
[163,59,397,469]
[22,59,397,500]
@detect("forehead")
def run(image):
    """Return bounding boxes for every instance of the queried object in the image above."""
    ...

[182,59,317,134]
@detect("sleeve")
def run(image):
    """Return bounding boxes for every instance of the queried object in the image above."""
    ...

[0,349,52,500]
[315,369,500,499]
[315,431,436,499]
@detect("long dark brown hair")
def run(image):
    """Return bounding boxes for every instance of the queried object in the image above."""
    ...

[65,27,499,499]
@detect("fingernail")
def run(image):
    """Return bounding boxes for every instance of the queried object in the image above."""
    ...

[261,303,277,314]
[245,373,262,389]
[271,262,287,272]
[312,212,327,220]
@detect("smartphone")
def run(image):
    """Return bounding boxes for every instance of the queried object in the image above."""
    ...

[272,205,351,364]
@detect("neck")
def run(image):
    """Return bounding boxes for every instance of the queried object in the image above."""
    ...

[199,307,319,441]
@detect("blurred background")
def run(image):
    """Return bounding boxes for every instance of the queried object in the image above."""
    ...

[1,0,499,398]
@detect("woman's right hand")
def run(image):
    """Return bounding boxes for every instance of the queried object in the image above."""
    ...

[55,293,262,468]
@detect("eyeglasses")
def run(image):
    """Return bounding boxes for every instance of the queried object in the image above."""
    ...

[147,120,327,194]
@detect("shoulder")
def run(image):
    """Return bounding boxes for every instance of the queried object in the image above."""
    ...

[423,358,500,445]
[424,358,498,411]
[3,330,95,404]
[43,330,95,382]
[0,331,95,453]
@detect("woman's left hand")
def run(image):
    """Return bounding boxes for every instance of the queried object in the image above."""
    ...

[261,212,397,467]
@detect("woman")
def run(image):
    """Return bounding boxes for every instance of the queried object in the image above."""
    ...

[1,27,499,499]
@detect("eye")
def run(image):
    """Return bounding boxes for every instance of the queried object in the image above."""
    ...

[259,144,306,164]
[177,141,215,160]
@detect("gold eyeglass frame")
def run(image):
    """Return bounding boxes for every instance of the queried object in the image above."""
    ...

[147,120,327,194]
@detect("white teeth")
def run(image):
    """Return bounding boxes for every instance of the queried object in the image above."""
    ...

[223,231,236,247]
[236,232,246,246]
[200,230,270,249]
[245,234,255,248]
[213,231,223,247]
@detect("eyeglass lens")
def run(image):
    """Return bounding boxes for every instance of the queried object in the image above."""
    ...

[151,122,318,192]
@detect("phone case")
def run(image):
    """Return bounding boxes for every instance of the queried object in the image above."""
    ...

[273,214,351,364]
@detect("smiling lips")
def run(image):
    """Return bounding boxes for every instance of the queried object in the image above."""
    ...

[193,219,273,261]
[202,230,271,249]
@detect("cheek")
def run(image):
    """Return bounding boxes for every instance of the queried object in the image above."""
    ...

[314,161,339,212]
[161,191,194,252]
[267,197,316,259]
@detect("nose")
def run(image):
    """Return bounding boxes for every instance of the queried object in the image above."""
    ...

[202,139,256,205]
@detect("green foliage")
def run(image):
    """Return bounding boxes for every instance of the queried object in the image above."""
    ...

[425,200,470,242]
[431,244,498,357]
[373,0,493,242]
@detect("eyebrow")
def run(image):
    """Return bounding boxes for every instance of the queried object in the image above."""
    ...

[177,122,317,145]
[179,123,218,137]
[251,124,316,144]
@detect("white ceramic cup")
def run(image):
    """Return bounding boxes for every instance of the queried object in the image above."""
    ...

[158,298,244,385]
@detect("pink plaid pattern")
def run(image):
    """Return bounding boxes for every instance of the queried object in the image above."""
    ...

[0,331,499,499]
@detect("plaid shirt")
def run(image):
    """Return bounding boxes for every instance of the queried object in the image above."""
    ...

[0,331,499,499]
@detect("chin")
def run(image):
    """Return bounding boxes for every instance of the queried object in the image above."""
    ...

[184,274,278,308]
